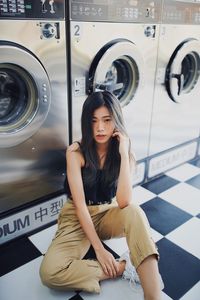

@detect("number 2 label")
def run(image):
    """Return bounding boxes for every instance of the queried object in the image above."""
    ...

[74,24,80,36]
[73,24,82,42]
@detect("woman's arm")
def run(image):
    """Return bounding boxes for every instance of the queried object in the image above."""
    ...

[66,147,119,277]
[112,132,135,208]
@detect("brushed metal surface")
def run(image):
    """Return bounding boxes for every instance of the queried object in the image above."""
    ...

[70,21,160,161]
[149,24,200,155]
[0,20,69,213]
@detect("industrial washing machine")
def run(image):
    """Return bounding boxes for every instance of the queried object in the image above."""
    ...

[148,0,200,178]
[0,0,69,214]
[68,0,162,185]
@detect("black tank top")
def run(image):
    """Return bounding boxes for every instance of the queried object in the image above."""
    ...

[64,167,117,205]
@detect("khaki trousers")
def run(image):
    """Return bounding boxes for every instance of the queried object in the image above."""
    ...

[40,199,158,293]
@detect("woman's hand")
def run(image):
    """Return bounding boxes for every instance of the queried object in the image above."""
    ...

[67,141,80,152]
[95,247,119,278]
[112,129,129,157]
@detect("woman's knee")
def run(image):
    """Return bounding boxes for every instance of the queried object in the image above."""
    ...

[121,203,143,218]
[120,203,148,226]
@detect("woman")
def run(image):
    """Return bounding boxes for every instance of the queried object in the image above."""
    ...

[40,91,163,300]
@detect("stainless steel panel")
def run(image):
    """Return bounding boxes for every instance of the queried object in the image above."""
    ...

[0,20,69,213]
[149,23,200,155]
[70,21,160,161]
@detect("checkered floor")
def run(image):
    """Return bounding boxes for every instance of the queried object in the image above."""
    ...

[1,159,200,300]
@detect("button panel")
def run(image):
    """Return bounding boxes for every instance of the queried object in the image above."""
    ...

[163,0,200,24]
[70,0,162,23]
[0,0,65,19]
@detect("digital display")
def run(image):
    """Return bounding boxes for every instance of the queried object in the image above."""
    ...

[0,0,65,19]
[0,0,25,16]
[70,0,162,23]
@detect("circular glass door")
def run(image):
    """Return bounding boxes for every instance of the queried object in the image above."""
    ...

[165,39,200,103]
[0,64,37,132]
[0,43,51,148]
[88,39,144,107]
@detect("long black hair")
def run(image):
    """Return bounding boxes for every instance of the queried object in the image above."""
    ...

[79,91,133,187]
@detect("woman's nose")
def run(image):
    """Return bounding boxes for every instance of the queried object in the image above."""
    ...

[97,121,104,131]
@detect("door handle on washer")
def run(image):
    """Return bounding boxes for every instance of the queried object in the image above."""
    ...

[171,73,184,96]
[96,82,123,92]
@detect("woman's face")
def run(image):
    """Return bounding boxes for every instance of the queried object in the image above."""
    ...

[92,106,115,144]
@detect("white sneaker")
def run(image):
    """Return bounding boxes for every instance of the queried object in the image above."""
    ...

[119,251,164,291]
[119,251,141,291]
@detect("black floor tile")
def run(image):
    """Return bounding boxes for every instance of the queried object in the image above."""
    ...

[68,293,84,300]
[190,158,200,168]
[157,238,200,300]
[141,197,193,235]
[142,175,180,194]
[186,174,200,190]
[83,242,119,260]
[0,236,42,276]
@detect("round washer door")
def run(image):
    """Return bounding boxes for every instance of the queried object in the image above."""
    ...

[165,38,200,103]
[0,42,51,148]
[88,39,144,107]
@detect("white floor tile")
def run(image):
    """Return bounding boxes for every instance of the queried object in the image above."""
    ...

[179,280,200,300]
[165,163,200,182]
[166,217,200,259]
[150,228,163,243]
[159,183,200,215]
[161,291,173,300]
[133,185,156,205]
[104,237,129,256]
[0,257,74,300]
[82,277,144,300]
[28,224,57,254]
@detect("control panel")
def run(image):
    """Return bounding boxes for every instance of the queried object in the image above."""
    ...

[70,0,162,23]
[162,0,200,24]
[0,0,65,19]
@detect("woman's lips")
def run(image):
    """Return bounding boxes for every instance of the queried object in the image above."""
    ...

[96,134,106,140]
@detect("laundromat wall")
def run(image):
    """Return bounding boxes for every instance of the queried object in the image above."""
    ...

[0,0,200,244]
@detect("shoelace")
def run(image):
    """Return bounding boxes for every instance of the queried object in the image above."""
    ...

[122,266,141,292]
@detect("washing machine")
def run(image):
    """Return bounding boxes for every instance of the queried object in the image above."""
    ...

[148,0,200,178]
[69,0,162,185]
[0,0,69,214]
